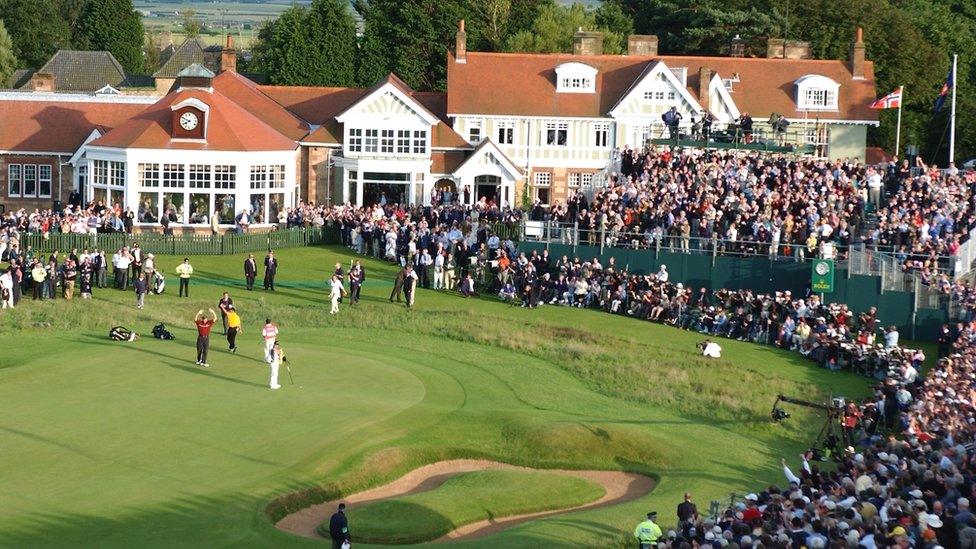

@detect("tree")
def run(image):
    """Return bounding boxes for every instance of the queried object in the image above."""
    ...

[257,6,317,85]
[306,0,357,86]
[0,0,69,68]
[0,20,16,87]
[503,3,627,54]
[143,31,161,74]
[75,0,145,73]
[355,0,468,90]
[180,9,203,38]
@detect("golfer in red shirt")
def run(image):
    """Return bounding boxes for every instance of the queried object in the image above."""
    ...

[195,308,217,367]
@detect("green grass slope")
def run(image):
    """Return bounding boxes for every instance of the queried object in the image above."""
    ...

[338,470,604,544]
[0,245,875,547]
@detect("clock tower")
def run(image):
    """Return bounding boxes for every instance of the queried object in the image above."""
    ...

[171,105,206,140]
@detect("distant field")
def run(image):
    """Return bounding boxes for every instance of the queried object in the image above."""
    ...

[137,0,600,50]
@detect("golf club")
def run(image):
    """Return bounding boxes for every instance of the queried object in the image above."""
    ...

[286,363,294,385]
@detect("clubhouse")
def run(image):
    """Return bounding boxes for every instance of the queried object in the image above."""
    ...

[0,26,878,230]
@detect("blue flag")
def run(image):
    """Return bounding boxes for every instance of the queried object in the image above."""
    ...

[935,63,954,113]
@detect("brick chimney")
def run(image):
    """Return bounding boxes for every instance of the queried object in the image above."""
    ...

[627,35,658,56]
[455,19,467,64]
[221,35,237,73]
[766,38,785,58]
[784,41,811,59]
[729,35,746,57]
[31,72,55,92]
[573,29,603,56]
[698,67,712,111]
[851,27,865,79]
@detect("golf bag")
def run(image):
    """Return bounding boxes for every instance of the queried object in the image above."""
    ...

[109,326,136,341]
[152,271,166,295]
[152,323,175,340]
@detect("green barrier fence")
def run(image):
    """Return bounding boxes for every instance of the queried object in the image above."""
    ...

[19,227,340,256]
[520,242,944,341]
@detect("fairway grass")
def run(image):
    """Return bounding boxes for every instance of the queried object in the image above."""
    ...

[341,470,604,544]
[0,245,881,547]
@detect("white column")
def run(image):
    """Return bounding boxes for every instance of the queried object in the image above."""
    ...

[355,172,364,206]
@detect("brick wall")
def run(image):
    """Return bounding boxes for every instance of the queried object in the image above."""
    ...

[0,154,74,212]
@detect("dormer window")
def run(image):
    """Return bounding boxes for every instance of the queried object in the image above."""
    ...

[795,74,840,111]
[555,62,597,93]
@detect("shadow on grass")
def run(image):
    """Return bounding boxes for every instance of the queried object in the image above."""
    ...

[76,334,268,387]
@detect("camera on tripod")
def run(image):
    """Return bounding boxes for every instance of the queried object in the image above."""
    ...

[771,407,791,421]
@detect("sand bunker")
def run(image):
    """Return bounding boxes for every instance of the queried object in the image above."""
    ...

[274,459,655,542]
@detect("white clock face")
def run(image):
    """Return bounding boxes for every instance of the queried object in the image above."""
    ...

[815,261,829,276]
[179,112,199,131]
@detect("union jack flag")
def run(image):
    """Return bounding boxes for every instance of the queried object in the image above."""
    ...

[869,87,903,109]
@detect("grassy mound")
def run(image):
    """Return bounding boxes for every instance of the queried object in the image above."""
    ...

[331,470,604,544]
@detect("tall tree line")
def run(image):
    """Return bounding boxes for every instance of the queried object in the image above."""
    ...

[0,0,145,77]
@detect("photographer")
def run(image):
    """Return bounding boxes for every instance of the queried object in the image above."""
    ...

[698,339,722,358]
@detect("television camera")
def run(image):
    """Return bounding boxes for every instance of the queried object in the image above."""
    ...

[770,394,850,461]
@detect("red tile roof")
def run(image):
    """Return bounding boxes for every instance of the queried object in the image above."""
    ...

[212,71,310,141]
[91,87,298,151]
[0,98,149,153]
[447,51,878,122]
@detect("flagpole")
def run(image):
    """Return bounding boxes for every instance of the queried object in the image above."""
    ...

[895,86,903,157]
[950,54,958,164]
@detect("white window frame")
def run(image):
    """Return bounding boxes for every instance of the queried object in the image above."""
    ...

[468,119,482,144]
[349,128,363,152]
[188,164,211,189]
[567,172,580,188]
[497,121,515,145]
[7,164,22,197]
[162,163,184,188]
[139,163,160,188]
[594,123,609,147]
[268,165,286,189]
[412,130,427,154]
[396,130,411,154]
[554,62,598,94]
[581,173,594,188]
[364,129,379,153]
[22,164,37,197]
[250,165,268,189]
[534,172,551,187]
[214,165,236,189]
[544,122,568,147]
[38,164,52,198]
[380,129,395,154]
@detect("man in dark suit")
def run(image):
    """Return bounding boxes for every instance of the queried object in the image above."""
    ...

[328,503,350,549]
[263,250,278,290]
[244,254,257,290]
[349,261,364,305]
[389,265,406,303]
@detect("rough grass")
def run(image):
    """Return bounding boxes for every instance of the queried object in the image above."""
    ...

[332,470,604,544]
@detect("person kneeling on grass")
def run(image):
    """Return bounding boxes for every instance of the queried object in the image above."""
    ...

[698,339,722,358]
[109,326,139,342]
[498,281,516,301]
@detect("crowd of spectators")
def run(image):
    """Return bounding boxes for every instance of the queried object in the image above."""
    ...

[659,312,976,549]
[537,148,974,272]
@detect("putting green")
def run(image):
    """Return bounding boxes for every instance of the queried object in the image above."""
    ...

[347,469,604,544]
[0,245,900,547]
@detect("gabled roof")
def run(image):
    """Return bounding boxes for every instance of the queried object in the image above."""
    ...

[452,139,523,177]
[260,80,470,149]
[607,60,703,117]
[153,38,221,78]
[335,74,441,126]
[24,50,129,92]
[0,96,150,153]
[447,51,878,122]
[90,86,299,152]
